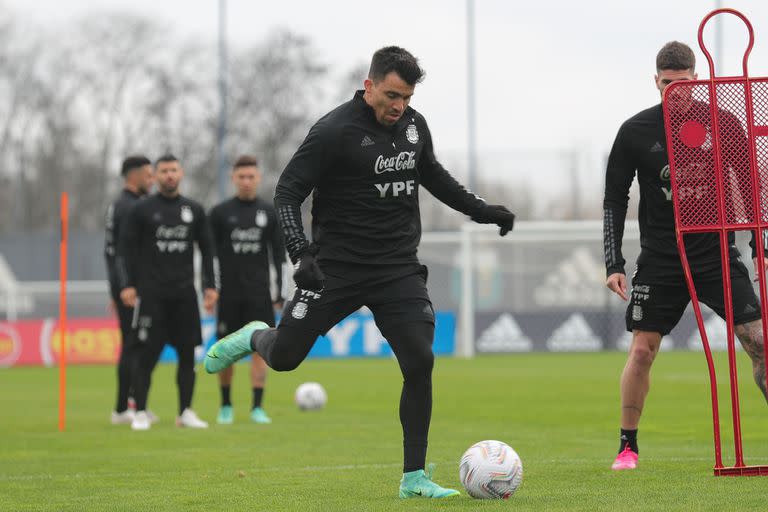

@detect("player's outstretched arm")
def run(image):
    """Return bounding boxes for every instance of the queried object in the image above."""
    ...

[417,117,515,236]
[470,205,515,236]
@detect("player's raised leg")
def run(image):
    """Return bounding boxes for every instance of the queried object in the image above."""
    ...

[205,321,268,374]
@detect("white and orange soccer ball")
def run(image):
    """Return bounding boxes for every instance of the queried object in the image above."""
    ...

[459,440,523,499]
[294,382,327,411]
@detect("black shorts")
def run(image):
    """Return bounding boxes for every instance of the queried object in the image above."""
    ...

[217,295,275,338]
[279,264,435,335]
[134,292,202,348]
[626,258,761,335]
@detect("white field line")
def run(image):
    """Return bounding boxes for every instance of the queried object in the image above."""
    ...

[0,457,730,482]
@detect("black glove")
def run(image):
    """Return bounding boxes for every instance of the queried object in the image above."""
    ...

[293,251,325,291]
[471,204,515,236]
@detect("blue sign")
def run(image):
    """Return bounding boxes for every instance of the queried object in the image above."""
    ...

[159,310,455,362]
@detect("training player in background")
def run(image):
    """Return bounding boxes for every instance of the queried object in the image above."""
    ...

[208,155,285,425]
[205,46,515,498]
[117,154,218,431]
[603,41,768,471]
[104,155,153,425]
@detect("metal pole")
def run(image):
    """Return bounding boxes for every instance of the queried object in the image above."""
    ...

[570,150,580,218]
[466,0,477,193]
[459,224,475,358]
[217,0,229,201]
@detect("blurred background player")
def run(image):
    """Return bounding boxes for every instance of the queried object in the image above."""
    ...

[117,154,219,430]
[205,46,515,498]
[208,155,285,425]
[104,155,153,425]
[603,41,768,471]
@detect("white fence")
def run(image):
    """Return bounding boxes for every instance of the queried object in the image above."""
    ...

[3,220,753,355]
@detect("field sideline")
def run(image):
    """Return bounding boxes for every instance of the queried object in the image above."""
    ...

[2,352,768,511]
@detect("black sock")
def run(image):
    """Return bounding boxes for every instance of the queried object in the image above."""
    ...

[252,387,264,409]
[221,386,232,407]
[619,429,638,454]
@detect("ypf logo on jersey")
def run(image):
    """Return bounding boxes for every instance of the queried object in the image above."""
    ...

[181,205,194,223]
[255,210,268,228]
[406,124,419,144]
[660,165,672,201]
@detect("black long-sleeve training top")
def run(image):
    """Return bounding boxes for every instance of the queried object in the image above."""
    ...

[104,188,142,297]
[603,102,758,283]
[209,196,285,300]
[116,193,216,298]
[274,90,487,265]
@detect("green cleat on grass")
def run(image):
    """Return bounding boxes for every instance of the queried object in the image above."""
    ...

[216,405,234,425]
[204,321,268,374]
[250,407,272,424]
[399,464,460,498]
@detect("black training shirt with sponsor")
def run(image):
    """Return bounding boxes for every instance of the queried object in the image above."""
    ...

[603,102,755,284]
[274,90,486,266]
[209,197,285,300]
[104,188,143,297]
[116,193,216,298]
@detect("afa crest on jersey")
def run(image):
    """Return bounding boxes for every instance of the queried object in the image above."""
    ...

[406,124,419,144]
[181,205,194,223]
[292,301,308,319]
[255,210,268,227]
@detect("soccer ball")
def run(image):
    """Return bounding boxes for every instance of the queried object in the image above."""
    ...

[459,440,523,499]
[294,382,327,411]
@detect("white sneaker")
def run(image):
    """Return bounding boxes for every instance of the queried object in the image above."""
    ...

[111,409,135,425]
[131,411,151,431]
[176,408,208,429]
[146,409,160,424]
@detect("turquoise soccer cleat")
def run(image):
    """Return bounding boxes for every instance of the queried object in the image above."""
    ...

[399,464,460,498]
[216,405,234,425]
[204,321,267,374]
[250,407,272,424]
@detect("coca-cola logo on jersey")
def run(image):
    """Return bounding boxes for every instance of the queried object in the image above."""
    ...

[156,225,189,239]
[374,151,416,174]
[230,227,262,242]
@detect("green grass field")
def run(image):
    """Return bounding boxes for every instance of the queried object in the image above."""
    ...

[2,352,768,511]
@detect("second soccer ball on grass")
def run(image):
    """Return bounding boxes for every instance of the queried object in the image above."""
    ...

[295,382,327,411]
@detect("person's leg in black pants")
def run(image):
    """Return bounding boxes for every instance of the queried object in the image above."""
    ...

[114,296,138,414]
[375,320,435,473]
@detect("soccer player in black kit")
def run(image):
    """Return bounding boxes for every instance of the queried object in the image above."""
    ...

[209,155,285,425]
[105,155,153,425]
[604,42,768,470]
[205,46,515,498]
[117,154,219,431]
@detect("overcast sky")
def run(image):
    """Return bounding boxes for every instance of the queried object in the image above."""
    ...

[7,0,768,189]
